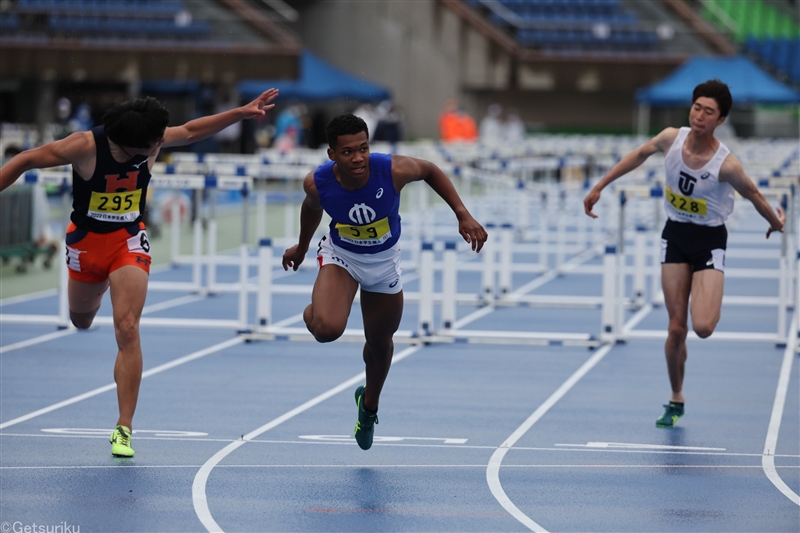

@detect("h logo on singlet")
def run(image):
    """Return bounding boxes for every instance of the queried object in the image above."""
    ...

[105,171,139,193]
[678,171,696,196]
[349,203,376,224]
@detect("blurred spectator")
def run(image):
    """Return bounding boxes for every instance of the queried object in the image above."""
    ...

[439,99,477,142]
[353,103,379,141]
[2,144,21,165]
[214,89,242,153]
[275,104,305,146]
[69,102,94,133]
[274,124,300,152]
[54,97,73,140]
[503,108,526,143]
[479,104,503,142]
[372,100,404,143]
[307,108,328,149]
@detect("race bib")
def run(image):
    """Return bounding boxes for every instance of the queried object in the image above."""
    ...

[666,186,707,216]
[87,189,142,222]
[335,216,392,246]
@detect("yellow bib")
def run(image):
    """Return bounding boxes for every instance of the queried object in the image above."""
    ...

[666,186,707,216]
[87,189,142,222]
[335,216,391,246]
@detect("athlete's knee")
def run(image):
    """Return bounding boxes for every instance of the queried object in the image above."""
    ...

[113,312,141,347]
[308,318,345,343]
[70,310,96,330]
[692,321,716,339]
[667,321,688,342]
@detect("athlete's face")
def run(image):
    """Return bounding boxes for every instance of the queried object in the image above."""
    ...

[328,131,370,180]
[689,97,725,135]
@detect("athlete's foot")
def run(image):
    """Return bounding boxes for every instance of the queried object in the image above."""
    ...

[656,402,684,428]
[354,385,378,450]
[110,425,135,457]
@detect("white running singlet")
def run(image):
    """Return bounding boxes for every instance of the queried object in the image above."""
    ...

[663,127,734,227]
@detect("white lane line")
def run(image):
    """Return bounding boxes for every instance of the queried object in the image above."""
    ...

[2,432,798,459]
[192,345,421,533]
[762,310,800,506]
[0,293,207,355]
[5,464,798,471]
[0,337,243,430]
[0,289,58,306]
[486,343,614,533]
[0,328,76,355]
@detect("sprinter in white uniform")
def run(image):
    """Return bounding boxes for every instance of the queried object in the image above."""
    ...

[583,79,785,428]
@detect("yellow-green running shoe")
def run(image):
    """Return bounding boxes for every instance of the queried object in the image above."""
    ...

[110,425,135,457]
[354,385,378,450]
[656,402,684,428]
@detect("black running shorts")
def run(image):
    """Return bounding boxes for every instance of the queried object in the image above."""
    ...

[660,219,727,273]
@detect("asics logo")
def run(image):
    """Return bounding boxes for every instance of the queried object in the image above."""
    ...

[349,203,376,224]
[705,258,714,266]
[376,188,384,199]
[700,172,710,180]
[389,279,399,288]
[678,171,696,196]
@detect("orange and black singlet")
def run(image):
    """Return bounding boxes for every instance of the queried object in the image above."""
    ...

[70,126,151,233]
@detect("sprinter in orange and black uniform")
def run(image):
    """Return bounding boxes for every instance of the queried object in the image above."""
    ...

[0,89,279,457]
[66,126,154,284]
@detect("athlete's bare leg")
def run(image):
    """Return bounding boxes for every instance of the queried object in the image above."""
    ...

[359,290,403,412]
[689,269,724,338]
[304,264,359,342]
[68,278,109,328]
[662,263,692,404]
[108,265,148,430]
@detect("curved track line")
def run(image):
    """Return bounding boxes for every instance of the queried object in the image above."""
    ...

[486,344,614,532]
[192,345,421,533]
[762,311,800,506]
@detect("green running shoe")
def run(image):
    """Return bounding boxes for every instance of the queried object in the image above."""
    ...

[656,402,684,428]
[354,385,378,450]
[110,425,135,457]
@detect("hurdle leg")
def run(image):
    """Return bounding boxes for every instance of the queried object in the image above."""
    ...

[207,190,218,293]
[499,224,513,297]
[257,238,273,332]
[417,242,434,337]
[192,189,204,293]
[442,242,457,332]
[601,245,618,343]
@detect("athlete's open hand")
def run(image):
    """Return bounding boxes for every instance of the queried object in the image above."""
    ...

[583,188,601,218]
[458,215,488,253]
[766,206,785,239]
[242,88,279,119]
[282,244,307,271]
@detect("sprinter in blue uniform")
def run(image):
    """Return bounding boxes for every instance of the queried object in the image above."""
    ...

[282,114,487,450]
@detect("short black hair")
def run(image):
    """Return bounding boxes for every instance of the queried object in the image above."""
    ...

[326,114,368,149]
[692,79,732,118]
[103,97,170,148]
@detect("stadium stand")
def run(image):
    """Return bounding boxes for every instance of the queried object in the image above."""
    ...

[10,0,210,40]
[465,0,661,54]
[700,0,800,85]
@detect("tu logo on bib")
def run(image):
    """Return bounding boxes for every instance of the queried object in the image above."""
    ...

[349,203,376,224]
[678,171,696,196]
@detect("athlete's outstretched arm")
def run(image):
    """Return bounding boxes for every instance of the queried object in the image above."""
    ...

[0,132,94,192]
[162,88,279,148]
[583,127,677,218]
[282,173,324,271]
[719,156,785,238]
[392,155,487,252]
